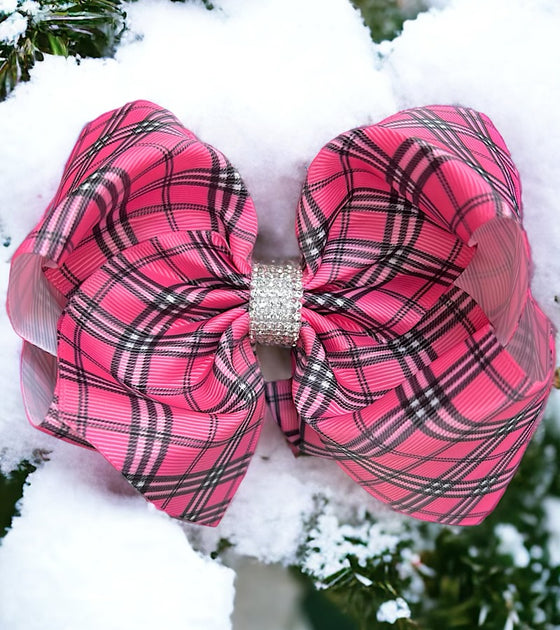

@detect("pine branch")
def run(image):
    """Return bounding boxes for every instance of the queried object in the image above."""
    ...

[0,0,126,100]
[352,0,427,42]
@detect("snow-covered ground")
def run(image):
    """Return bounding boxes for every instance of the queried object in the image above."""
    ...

[0,0,559,628]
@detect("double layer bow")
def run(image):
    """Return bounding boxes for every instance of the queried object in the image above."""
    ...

[8,101,555,526]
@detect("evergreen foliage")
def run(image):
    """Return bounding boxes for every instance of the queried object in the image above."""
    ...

[352,0,426,42]
[0,0,126,100]
[0,460,35,536]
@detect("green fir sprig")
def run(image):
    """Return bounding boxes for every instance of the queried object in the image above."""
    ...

[0,0,126,100]
[0,0,218,101]
[352,0,427,42]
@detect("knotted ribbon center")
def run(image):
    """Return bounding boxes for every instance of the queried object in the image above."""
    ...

[249,261,303,347]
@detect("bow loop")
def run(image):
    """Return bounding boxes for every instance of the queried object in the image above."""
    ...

[289,105,554,526]
[57,229,255,406]
[8,100,263,525]
[294,106,540,410]
[378,105,522,226]
[9,101,257,357]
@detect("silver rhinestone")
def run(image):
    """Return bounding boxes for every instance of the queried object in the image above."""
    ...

[249,261,303,347]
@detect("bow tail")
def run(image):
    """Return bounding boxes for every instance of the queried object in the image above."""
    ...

[300,316,553,526]
[21,341,265,526]
[264,379,331,457]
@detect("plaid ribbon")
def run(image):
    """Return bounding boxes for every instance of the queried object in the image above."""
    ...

[7,101,555,526]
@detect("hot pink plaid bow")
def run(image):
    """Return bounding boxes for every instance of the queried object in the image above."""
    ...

[7,101,555,526]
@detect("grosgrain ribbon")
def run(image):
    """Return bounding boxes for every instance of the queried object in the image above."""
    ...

[7,100,556,527]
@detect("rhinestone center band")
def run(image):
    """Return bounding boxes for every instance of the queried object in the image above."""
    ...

[249,261,303,347]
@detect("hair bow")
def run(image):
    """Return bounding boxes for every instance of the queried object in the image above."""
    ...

[7,100,555,526]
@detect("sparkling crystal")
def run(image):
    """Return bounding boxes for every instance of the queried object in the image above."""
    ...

[249,261,303,347]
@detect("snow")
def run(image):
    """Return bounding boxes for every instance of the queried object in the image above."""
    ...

[0,11,26,44]
[494,523,531,568]
[0,0,17,15]
[0,442,235,630]
[1,0,559,628]
[376,598,412,624]
[18,0,40,17]
[300,510,405,584]
[543,497,560,566]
